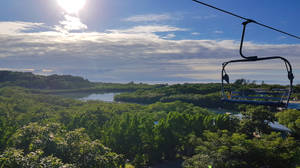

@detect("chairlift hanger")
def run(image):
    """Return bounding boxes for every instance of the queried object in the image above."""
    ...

[192,0,299,108]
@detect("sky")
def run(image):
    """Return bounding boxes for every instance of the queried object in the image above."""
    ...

[0,0,299,84]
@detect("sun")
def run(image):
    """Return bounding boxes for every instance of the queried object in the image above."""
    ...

[57,0,86,14]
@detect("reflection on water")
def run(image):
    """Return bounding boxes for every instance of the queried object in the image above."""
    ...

[56,92,120,102]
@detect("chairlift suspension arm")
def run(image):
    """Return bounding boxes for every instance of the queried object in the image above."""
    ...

[240,20,258,60]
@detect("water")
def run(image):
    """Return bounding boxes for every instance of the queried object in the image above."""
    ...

[79,93,119,102]
[56,92,120,102]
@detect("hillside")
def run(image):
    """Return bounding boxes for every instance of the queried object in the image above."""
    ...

[0,71,93,90]
[0,71,162,93]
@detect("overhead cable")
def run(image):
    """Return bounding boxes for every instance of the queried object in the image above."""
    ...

[192,0,300,40]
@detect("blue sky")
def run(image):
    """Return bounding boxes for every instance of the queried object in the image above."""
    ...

[0,0,299,84]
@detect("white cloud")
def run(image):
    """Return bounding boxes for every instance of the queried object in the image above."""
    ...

[191,32,201,36]
[214,30,224,34]
[108,25,187,34]
[163,33,176,39]
[124,14,172,22]
[55,15,87,33]
[0,22,45,34]
[0,21,300,83]
[0,68,35,72]
[193,14,217,20]
[42,69,53,73]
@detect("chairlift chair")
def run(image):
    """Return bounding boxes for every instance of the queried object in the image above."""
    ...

[221,20,294,108]
[191,0,299,109]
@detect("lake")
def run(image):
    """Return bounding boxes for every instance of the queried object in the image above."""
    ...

[55,92,120,102]
[79,93,119,102]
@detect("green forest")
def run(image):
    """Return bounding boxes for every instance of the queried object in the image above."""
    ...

[0,71,300,168]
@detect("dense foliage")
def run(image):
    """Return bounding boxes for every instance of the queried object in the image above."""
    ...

[183,131,299,168]
[1,123,123,168]
[0,72,300,167]
[276,109,300,138]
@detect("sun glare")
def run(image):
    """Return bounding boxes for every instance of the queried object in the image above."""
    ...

[57,0,86,14]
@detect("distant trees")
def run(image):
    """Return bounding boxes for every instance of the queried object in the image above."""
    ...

[0,71,162,94]
[115,83,231,109]
[114,91,165,104]
[0,71,93,90]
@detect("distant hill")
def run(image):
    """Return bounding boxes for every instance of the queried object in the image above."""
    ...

[0,71,93,90]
